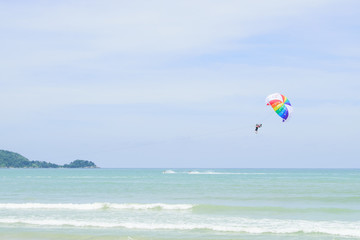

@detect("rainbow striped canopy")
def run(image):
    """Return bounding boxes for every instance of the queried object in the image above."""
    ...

[265,93,293,122]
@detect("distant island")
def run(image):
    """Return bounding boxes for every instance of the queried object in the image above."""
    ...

[0,150,98,168]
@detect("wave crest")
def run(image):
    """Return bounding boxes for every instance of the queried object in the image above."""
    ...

[0,218,359,238]
[0,203,194,210]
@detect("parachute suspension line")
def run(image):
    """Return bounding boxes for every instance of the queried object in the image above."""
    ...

[258,109,273,123]
[188,123,252,139]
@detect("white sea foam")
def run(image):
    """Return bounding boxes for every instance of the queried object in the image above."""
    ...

[0,218,359,238]
[0,203,194,210]
[111,203,194,210]
[187,171,266,175]
[162,170,267,175]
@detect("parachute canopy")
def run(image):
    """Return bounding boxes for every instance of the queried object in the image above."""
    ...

[265,93,293,122]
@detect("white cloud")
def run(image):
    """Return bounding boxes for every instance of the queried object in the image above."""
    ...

[0,0,340,67]
[0,62,355,113]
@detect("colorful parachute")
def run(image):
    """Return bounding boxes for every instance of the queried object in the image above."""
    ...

[265,93,293,122]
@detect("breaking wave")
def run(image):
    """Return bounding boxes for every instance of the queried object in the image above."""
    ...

[0,203,194,210]
[162,170,267,175]
[187,171,266,175]
[0,218,359,238]
[2,203,358,214]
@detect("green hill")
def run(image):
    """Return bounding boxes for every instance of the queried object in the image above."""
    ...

[0,150,98,168]
[0,150,32,168]
[64,160,97,168]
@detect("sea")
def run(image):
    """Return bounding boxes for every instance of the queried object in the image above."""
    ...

[0,168,359,240]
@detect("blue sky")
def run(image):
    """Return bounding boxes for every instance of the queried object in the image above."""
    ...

[0,0,359,168]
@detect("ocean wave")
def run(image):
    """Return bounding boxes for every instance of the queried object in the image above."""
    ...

[2,203,357,214]
[188,171,266,175]
[1,203,358,215]
[193,204,360,214]
[0,218,359,238]
[0,203,194,210]
[163,170,267,175]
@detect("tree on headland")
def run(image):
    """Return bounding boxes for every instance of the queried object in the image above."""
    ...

[30,161,60,168]
[0,150,98,168]
[63,160,97,168]
[0,150,32,168]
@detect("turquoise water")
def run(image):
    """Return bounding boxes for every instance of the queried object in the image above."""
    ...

[0,168,359,240]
